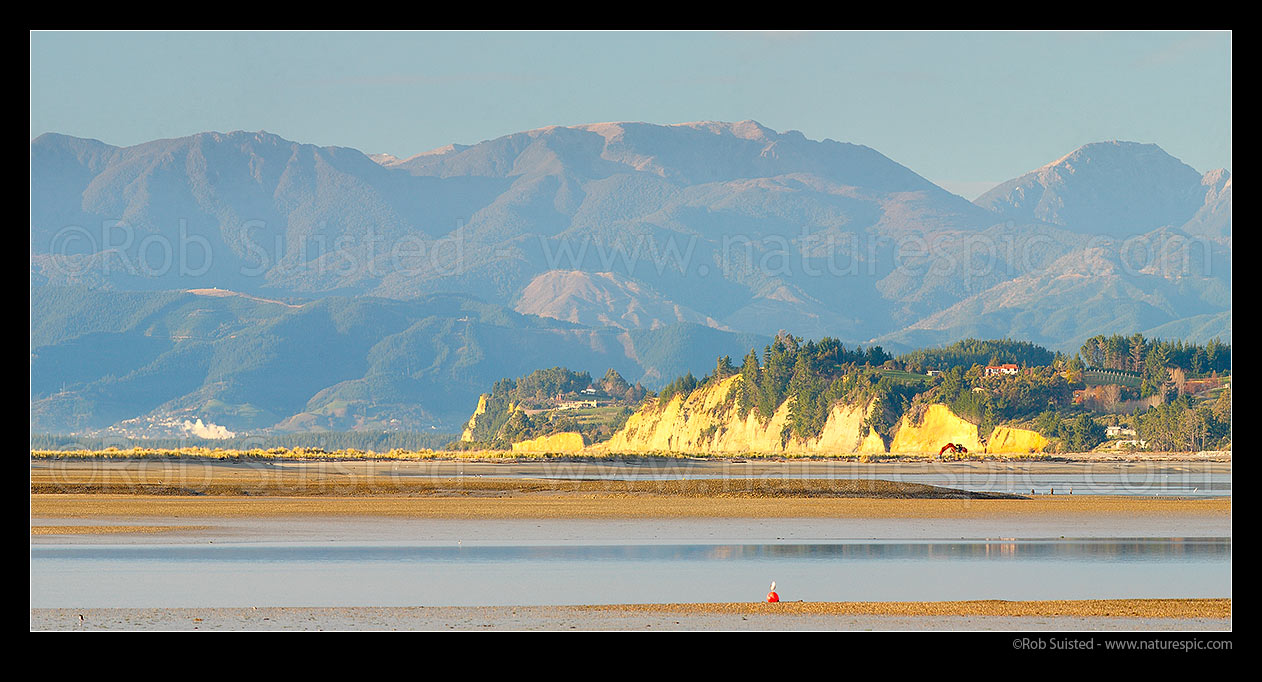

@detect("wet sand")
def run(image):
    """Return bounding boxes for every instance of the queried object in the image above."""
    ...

[30,525,210,536]
[29,513,1232,547]
[31,600,1231,631]
[31,462,1025,499]
[32,455,1230,548]
[30,458,1230,521]
[31,459,1231,544]
[29,456,1232,484]
[31,459,1230,630]
[30,492,1230,524]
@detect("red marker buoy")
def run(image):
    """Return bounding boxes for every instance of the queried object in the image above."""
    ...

[766,581,779,603]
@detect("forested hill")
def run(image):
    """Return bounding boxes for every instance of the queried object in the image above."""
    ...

[896,338,1054,371]
[632,332,1231,453]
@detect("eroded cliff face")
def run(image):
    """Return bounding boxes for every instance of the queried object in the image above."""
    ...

[597,375,885,455]
[459,375,1051,455]
[597,378,1049,455]
[890,404,983,453]
[985,426,1051,454]
[511,431,586,453]
[459,394,490,442]
[888,405,1049,454]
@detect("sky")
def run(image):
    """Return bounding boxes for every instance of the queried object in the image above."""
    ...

[30,30,1231,199]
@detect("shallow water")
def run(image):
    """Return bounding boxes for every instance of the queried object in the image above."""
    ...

[375,462,1233,497]
[33,459,1230,497]
[515,473,1229,496]
[30,537,1230,608]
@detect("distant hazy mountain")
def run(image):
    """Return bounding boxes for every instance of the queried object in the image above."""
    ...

[877,226,1232,352]
[30,286,769,433]
[30,121,995,341]
[1181,168,1232,238]
[514,269,725,330]
[30,123,1231,433]
[974,141,1224,237]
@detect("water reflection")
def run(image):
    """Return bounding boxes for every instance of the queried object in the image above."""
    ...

[31,538,1231,608]
[31,538,1232,563]
[383,462,1231,497]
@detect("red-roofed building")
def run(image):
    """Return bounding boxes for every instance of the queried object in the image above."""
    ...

[984,364,1019,377]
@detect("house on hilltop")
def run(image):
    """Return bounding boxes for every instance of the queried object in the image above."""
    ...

[984,364,1019,377]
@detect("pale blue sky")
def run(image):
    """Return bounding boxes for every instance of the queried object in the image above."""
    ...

[30,30,1231,199]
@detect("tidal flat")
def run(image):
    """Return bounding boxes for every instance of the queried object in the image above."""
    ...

[31,458,1230,631]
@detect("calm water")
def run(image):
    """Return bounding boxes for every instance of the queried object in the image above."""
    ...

[511,473,1230,496]
[385,464,1231,497]
[30,538,1230,608]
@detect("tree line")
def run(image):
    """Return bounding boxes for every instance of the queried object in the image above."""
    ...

[460,366,645,447]
[462,332,1232,453]
[1132,386,1232,451]
[1078,334,1230,376]
[898,338,1055,372]
[660,333,905,443]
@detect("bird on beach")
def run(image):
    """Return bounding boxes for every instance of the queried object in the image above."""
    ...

[766,581,779,603]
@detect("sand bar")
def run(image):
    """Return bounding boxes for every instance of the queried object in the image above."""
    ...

[30,492,1229,522]
[31,600,1231,631]
[31,459,1232,629]
[29,456,1231,481]
[32,459,1230,544]
[30,458,1230,521]
[30,525,210,536]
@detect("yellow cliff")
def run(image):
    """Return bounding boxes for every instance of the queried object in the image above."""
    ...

[986,426,1050,454]
[511,431,586,453]
[463,375,1052,457]
[598,375,885,455]
[889,404,982,454]
[460,394,490,442]
[887,404,1049,454]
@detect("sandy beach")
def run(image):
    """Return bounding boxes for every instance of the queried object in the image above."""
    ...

[30,458,1231,521]
[31,458,1230,631]
[32,600,1231,631]
[29,492,1231,525]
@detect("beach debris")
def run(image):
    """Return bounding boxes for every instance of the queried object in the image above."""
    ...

[766,581,779,603]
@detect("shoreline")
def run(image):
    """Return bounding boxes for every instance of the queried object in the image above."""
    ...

[30,493,1231,521]
[31,458,1230,522]
[31,600,1232,631]
[32,458,1231,631]
[30,476,1028,499]
[30,450,1233,463]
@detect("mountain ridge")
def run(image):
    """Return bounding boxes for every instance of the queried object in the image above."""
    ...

[973,140,1215,236]
[31,121,1231,436]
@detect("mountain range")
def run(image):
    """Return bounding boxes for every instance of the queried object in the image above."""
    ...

[30,121,1231,434]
